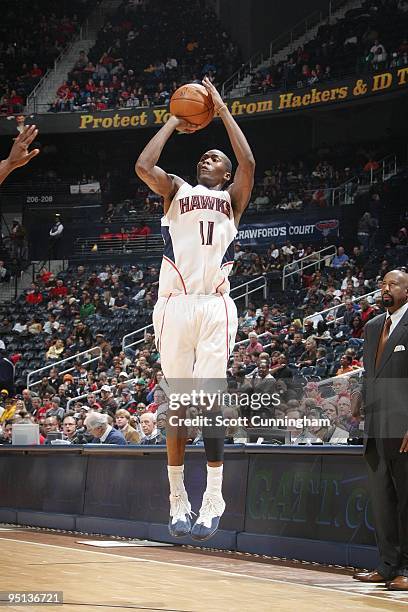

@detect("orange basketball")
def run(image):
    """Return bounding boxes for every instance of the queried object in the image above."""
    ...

[170,83,214,130]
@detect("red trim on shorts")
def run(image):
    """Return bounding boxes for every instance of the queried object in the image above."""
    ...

[163,256,187,294]
[221,260,234,268]
[215,277,226,293]
[158,293,172,354]
[220,294,229,369]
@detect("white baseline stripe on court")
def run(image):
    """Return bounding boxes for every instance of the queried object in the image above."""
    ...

[0,536,407,606]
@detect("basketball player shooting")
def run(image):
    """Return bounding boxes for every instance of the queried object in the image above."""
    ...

[136,77,255,541]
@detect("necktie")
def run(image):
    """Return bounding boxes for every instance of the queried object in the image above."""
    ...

[375,316,392,369]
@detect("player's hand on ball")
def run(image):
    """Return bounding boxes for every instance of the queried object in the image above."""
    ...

[202,77,224,112]
[170,115,198,133]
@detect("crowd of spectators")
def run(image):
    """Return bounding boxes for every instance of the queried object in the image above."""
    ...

[49,0,240,113]
[0,0,94,115]
[1,212,406,446]
[249,0,408,95]
[246,141,388,212]
[94,139,389,234]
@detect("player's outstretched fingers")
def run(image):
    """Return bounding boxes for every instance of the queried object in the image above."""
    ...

[21,125,39,144]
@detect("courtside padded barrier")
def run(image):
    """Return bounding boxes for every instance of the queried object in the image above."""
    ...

[0,446,377,567]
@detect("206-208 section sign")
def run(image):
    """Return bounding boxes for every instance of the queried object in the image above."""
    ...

[0,68,407,135]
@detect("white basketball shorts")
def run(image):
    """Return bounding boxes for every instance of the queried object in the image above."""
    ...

[153,294,238,380]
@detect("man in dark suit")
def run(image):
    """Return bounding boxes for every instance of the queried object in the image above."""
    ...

[84,412,126,445]
[353,269,408,590]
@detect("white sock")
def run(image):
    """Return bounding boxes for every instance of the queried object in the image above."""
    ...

[168,465,187,497]
[205,465,223,497]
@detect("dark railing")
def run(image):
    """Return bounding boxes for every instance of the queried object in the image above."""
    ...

[221,0,352,97]
[74,234,163,256]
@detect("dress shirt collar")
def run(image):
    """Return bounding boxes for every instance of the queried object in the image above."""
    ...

[99,424,112,443]
[386,300,408,335]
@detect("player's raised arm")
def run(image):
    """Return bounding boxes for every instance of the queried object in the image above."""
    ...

[135,116,196,211]
[202,77,255,223]
[0,125,39,186]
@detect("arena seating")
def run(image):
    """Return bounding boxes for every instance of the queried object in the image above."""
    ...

[49,0,241,112]
[1,181,406,445]
[248,0,408,95]
[0,0,94,114]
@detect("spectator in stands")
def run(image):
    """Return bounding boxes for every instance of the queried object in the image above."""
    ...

[85,411,126,445]
[298,337,317,368]
[99,385,118,413]
[359,298,376,324]
[115,408,141,443]
[246,331,264,355]
[336,354,357,376]
[86,393,102,411]
[341,299,358,326]
[62,415,78,443]
[10,220,26,259]
[139,412,164,445]
[358,212,378,250]
[288,332,305,362]
[116,388,135,412]
[44,416,60,437]
[0,420,13,445]
[49,215,64,258]
[46,397,65,422]
[350,314,364,339]
[331,246,349,268]
[133,379,148,405]
[46,339,65,361]
[25,284,43,306]
[50,279,68,299]
[270,354,293,380]
[370,40,388,70]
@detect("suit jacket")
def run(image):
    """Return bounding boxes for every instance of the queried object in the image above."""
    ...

[362,308,408,451]
[122,424,141,444]
[92,427,127,445]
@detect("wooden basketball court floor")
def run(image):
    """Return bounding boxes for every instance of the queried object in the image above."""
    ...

[0,526,407,611]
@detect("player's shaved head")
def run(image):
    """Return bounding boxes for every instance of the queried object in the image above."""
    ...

[381,269,408,312]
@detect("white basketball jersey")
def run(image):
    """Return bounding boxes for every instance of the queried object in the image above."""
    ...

[158,182,237,296]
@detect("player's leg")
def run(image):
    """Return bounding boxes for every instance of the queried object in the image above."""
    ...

[190,294,238,541]
[153,295,194,536]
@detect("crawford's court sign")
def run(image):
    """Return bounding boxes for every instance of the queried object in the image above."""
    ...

[237,214,340,246]
[1,68,407,135]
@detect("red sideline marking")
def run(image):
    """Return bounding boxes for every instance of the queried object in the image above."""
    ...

[163,256,187,294]
[220,294,230,368]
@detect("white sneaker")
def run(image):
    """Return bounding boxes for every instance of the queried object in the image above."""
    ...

[168,492,192,537]
[191,492,225,541]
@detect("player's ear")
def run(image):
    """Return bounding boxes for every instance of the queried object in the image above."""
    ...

[224,170,231,183]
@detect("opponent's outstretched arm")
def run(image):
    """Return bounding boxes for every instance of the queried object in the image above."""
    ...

[202,77,255,222]
[0,125,39,186]
[135,116,195,211]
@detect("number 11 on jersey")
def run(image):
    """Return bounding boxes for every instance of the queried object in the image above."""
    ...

[199,221,214,246]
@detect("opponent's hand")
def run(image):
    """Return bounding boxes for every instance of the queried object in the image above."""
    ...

[7,125,40,169]
[400,430,408,453]
[202,76,224,112]
[169,115,198,133]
